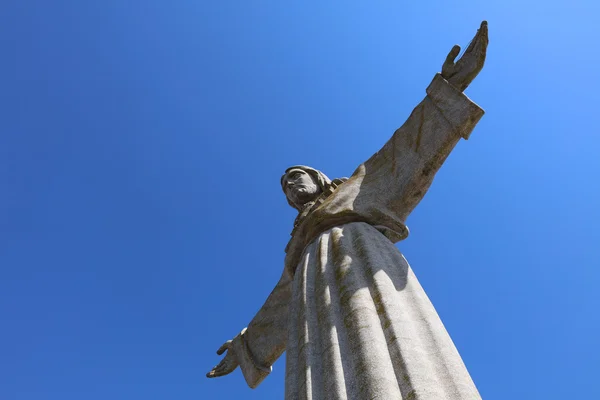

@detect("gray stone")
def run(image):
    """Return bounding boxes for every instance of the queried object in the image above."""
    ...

[207,21,489,400]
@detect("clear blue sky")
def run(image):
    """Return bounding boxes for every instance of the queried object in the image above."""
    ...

[1,1,599,399]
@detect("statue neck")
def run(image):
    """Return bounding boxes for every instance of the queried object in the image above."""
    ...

[290,178,348,238]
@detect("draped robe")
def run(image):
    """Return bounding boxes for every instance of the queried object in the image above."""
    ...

[230,74,485,399]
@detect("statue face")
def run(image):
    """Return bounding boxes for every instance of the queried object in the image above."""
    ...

[283,168,322,208]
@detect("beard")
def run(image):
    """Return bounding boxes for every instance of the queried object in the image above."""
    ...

[290,185,320,206]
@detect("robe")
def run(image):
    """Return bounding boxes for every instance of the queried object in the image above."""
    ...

[230,73,485,399]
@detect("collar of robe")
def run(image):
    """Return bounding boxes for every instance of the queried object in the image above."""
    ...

[288,177,348,246]
[283,176,410,276]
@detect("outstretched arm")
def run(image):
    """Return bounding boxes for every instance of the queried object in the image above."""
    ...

[345,21,488,224]
[207,268,293,388]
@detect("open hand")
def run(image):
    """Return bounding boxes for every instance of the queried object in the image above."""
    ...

[442,21,489,91]
[206,339,239,378]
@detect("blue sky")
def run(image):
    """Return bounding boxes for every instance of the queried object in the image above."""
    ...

[1,1,599,399]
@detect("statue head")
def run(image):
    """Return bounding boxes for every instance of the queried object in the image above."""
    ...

[281,166,332,211]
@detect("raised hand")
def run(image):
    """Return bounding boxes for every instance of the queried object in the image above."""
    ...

[442,21,489,92]
[206,339,239,378]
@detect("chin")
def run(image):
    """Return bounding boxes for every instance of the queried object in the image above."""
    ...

[298,194,318,204]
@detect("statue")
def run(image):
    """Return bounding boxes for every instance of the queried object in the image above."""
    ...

[207,21,489,400]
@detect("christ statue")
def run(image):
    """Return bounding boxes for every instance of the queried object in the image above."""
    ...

[207,21,489,400]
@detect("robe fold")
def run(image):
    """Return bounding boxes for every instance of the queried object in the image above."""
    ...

[232,74,484,399]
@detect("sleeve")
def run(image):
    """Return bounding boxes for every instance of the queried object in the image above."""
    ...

[231,268,293,388]
[348,73,485,223]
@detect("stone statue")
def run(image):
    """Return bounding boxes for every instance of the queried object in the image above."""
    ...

[207,21,489,400]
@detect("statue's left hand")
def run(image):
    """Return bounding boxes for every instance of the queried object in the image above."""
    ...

[206,339,239,378]
[442,21,489,91]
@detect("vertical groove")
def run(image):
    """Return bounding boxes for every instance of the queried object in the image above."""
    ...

[305,239,323,400]
[297,252,312,400]
[415,102,425,152]
[367,225,448,398]
[355,222,470,398]
[285,250,303,399]
[317,231,350,399]
[333,225,403,399]
[351,223,416,399]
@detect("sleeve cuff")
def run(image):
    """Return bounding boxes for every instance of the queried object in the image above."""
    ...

[426,73,485,140]
[232,328,272,389]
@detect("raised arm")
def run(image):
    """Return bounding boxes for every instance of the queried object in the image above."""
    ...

[206,268,293,388]
[347,21,488,223]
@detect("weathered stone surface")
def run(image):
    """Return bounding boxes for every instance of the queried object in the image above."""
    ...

[207,21,489,400]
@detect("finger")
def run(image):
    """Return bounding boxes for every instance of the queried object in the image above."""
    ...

[206,367,219,378]
[466,21,486,54]
[217,341,231,355]
[207,368,229,378]
[442,45,461,77]
[474,21,488,64]
[207,361,235,378]
[444,45,461,66]
[480,20,489,47]
[465,35,479,55]
[212,364,227,375]
[217,360,237,375]
[206,360,228,377]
